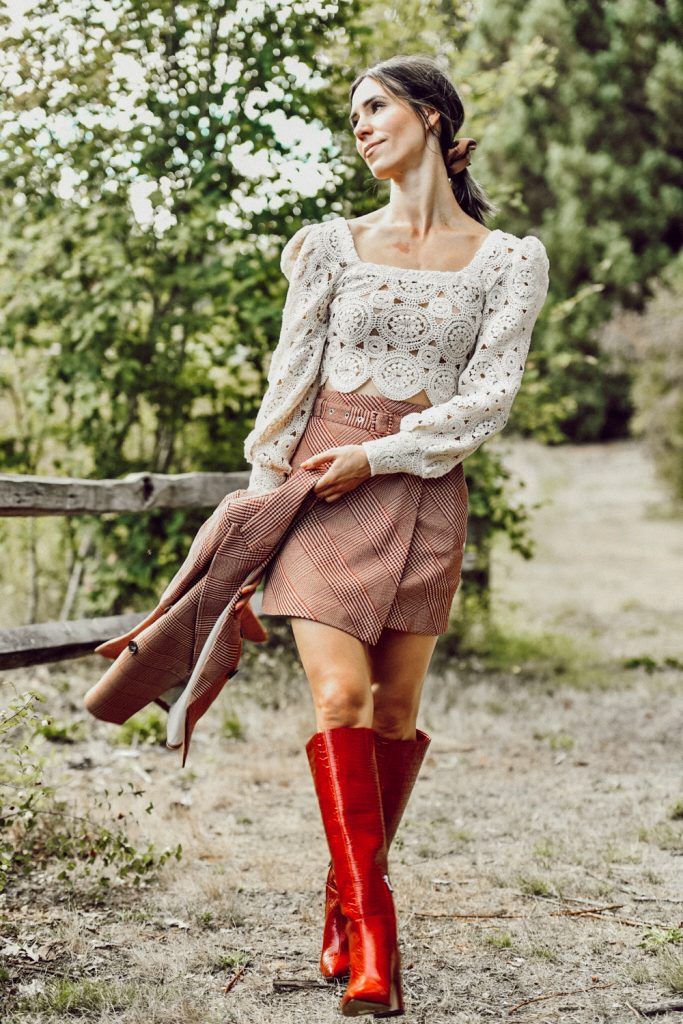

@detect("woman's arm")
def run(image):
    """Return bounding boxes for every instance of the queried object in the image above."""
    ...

[244,221,339,493]
[358,234,550,478]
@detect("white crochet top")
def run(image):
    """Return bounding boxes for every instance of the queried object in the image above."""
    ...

[244,215,550,493]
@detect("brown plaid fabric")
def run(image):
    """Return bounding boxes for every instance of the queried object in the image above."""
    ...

[261,389,469,644]
[85,388,468,764]
[84,469,322,765]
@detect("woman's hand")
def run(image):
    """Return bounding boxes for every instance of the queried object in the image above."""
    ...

[234,572,268,643]
[235,574,262,614]
[301,445,371,503]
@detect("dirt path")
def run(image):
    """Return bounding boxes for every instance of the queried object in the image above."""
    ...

[2,439,683,1023]
[493,438,683,660]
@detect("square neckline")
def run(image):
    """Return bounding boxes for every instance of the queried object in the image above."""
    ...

[337,216,502,277]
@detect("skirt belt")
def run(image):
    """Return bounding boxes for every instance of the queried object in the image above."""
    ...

[311,395,415,436]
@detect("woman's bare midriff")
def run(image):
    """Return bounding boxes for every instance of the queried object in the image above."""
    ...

[320,381,431,408]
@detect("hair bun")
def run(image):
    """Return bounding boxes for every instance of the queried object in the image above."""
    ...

[447,137,477,176]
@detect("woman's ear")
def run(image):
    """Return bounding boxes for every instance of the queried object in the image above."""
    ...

[425,107,440,131]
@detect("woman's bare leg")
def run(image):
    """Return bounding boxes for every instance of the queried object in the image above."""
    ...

[369,627,439,739]
[289,618,375,730]
[290,618,437,737]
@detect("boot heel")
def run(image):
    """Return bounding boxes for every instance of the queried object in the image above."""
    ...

[341,933,403,1018]
[341,972,403,1017]
[372,957,404,1017]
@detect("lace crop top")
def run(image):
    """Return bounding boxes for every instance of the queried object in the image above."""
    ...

[244,215,550,493]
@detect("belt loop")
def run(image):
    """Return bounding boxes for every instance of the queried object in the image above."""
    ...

[369,409,378,433]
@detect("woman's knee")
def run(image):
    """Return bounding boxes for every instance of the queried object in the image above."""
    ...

[371,688,419,739]
[314,673,373,729]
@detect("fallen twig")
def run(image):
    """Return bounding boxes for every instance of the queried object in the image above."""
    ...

[628,1001,683,1018]
[517,891,673,929]
[222,964,248,994]
[416,910,521,920]
[416,903,671,929]
[570,911,668,928]
[550,903,624,918]
[632,897,683,904]
[507,982,615,1015]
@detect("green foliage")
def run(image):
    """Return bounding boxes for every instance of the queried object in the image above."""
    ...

[0,689,181,892]
[221,710,245,741]
[640,927,683,952]
[518,875,553,897]
[18,978,137,1015]
[669,802,683,822]
[532,945,558,961]
[114,706,168,747]
[444,445,540,623]
[467,0,683,442]
[623,655,683,674]
[211,950,251,973]
[486,930,513,948]
[532,730,575,751]
[0,0,363,612]
[465,444,537,555]
[0,689,45,890]
[443,602,608,688]
[34,716,86,744]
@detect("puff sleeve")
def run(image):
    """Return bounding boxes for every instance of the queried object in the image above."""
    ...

[359,234,550,478]
[244,221,341,493]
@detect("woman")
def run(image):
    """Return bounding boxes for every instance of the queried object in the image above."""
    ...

[237,54,549,1018]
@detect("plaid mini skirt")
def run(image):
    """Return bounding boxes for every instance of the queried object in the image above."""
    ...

[260,388,469,645]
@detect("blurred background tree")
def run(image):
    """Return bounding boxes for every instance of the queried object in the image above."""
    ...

[468,0,683,442]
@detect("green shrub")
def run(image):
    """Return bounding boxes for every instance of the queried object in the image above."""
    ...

[114,705,168,747]
[0,689,181,892]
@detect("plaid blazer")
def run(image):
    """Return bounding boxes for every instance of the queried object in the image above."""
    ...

[84,468,322,765]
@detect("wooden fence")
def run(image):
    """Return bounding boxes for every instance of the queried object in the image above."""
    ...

[0,471,487,670]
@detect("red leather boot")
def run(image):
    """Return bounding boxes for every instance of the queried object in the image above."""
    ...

[321,729,431,989]
[306,727,404,1018]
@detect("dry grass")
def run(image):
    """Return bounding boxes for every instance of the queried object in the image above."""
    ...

[3,658,682,1023]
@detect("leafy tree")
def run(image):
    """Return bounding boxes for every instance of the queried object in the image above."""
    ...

[467,0,683,441]
[0,0,362,614]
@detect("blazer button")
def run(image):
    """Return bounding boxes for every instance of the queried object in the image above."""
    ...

[128,640,138,654]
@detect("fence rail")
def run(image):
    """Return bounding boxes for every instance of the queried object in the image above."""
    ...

[0,471,486,670]
[0,470,248,516]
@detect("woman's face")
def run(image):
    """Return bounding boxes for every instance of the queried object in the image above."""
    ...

[349,77,437,180]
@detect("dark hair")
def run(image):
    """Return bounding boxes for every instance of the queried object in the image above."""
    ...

[349,53,497,225]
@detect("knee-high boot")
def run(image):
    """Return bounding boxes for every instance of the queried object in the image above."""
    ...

[320,729,431,985]
[306,726,404,1018]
